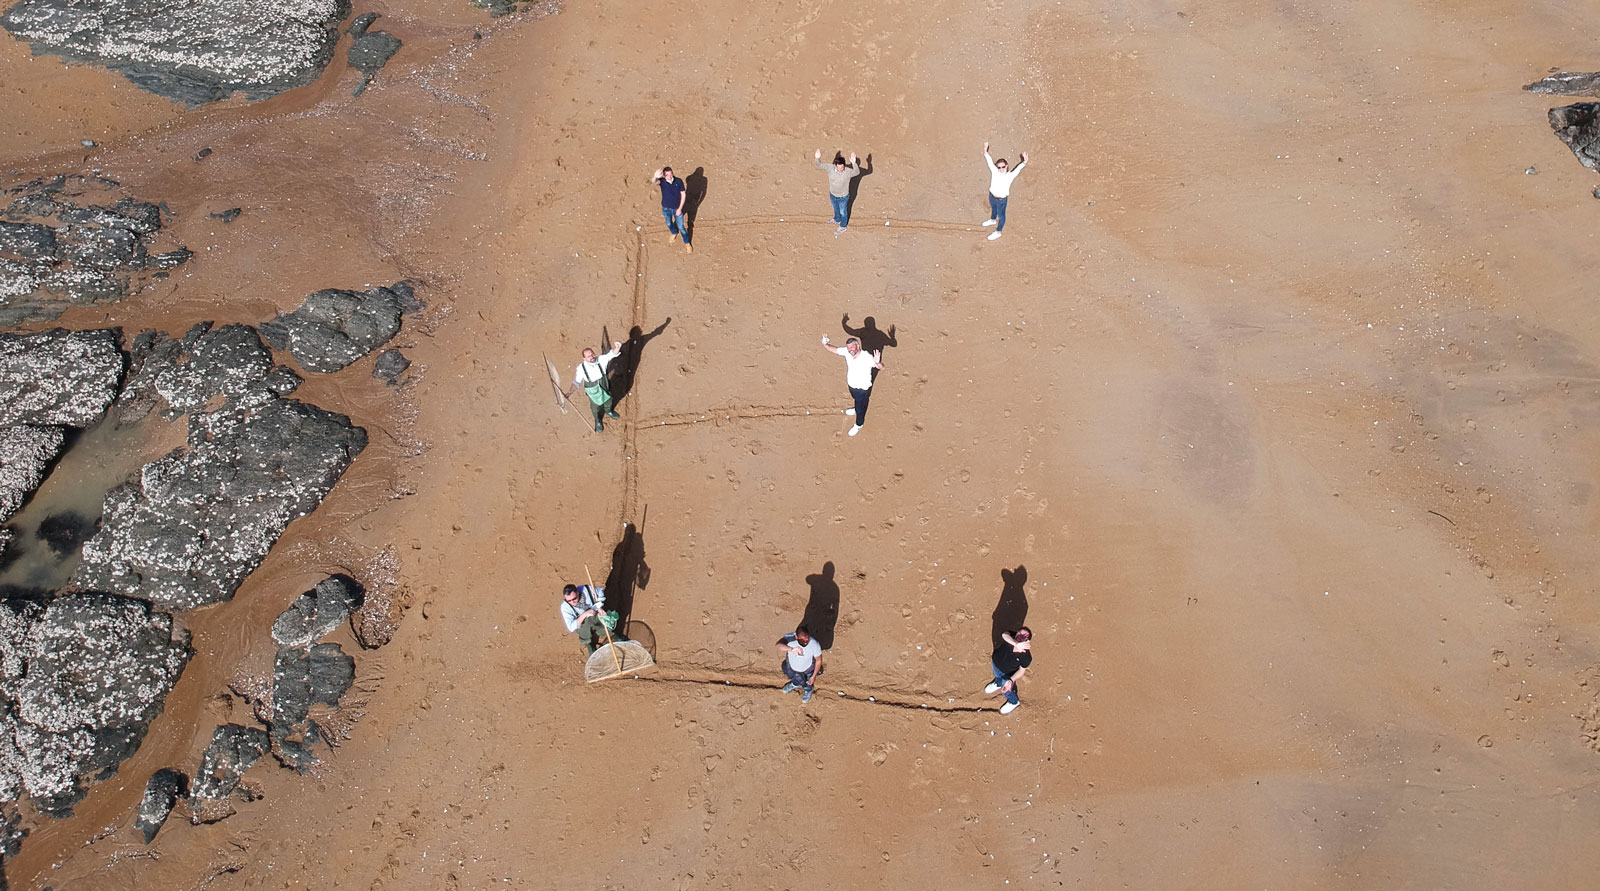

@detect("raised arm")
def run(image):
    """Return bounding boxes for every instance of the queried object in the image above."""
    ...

[819,335,842,354]
[1013,151,1028,174]
[984,141,997,171]
[651,168,664,184]
[813,148,829,172]
[871,349,884,370]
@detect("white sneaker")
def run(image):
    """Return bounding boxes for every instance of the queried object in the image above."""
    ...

[848,425,862,437]
[984,682,1001,695]
[835,226,847,235]
[844,408,856,416]
[999,701,1019,715]
[987,231,1002,241]
[982,219,997,227]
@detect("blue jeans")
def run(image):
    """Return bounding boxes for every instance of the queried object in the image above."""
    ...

[783,660,819,691]
[661,206,689,244]
[989,194,1008,232]
[991,661,1019,705]
[849,386,870,424]
[830,194,850,227]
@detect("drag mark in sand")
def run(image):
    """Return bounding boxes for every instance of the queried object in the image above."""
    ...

[630,668,1001,715]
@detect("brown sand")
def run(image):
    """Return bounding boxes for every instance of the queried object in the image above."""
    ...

[4,0,1600,887]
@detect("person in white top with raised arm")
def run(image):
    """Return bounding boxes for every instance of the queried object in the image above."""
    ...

[820,334,883,437]
[981,140,1028,241]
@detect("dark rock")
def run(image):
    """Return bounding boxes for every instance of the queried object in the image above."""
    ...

[263,366,302,396]
[135,767,186,843]
[0,426,64,522]
[260,284,406,374]
[0,0,354,107]
[0,177,188,326]
[0,594,191,817]
[347,13,401,98]
[2,799,23,858]
[372,349,410,384]
[0,221,56,261]
[392,280,425,315]
[271,575,363,648]
[194,148,212,162]
[189,724,268,824]
[151,323,272,416]
[269,642,353,770]
[72,394,367,611]
[1549,103,1600,171]
[1524,72,1600,96]
[36,511,95,557]
[208,208,241,223]
[0,329,122,427]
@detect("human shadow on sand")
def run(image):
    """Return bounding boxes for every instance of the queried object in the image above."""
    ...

[607,317,671,403]
[604,517,650,627]
[845,152,873,219]
[685,167,708,238]
[802,561,841,650]
[990,565,1029,649]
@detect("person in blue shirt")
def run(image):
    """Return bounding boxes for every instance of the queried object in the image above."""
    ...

[651,166,691,253]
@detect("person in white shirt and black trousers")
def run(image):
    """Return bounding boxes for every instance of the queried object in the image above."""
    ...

[981,141,1028,241]
[820,335,883,437]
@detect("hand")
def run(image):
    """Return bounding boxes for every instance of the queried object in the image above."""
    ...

[821,335,830,345]
[814,148,822,160]
[1003,680,1014,691]
[614,340,623,350]
[1021,151,1029,163]
[652,168,662,180]
[849,151,857,164]
[983,141,990,152]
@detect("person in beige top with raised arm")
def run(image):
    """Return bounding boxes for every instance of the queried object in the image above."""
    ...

[814,148,861,234]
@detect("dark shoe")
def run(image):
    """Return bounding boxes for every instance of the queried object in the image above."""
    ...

[594,421,604,432]
[606,409,620,419]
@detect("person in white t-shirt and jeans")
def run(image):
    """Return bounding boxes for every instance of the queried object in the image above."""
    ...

[981,141,1028,241]
[820,335,883,437]
[777,625,824,703]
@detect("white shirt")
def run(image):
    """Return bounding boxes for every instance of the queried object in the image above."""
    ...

[559,585,605,632]
[573,346,621,389]
[786,637,822,672]
[837,347,876,390]
[986,152,1025,198]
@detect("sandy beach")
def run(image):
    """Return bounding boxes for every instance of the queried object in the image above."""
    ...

[2,0,1600,887]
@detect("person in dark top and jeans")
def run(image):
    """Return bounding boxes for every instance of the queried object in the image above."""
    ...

[652,166,691,253]
[986,627,1032,715]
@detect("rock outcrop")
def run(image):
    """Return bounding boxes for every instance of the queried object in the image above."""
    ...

[189,724,268,824]
[0,0,353,107]
[1524,72,1600,96]
[0,329,122,427]
[72,395,367,611]
[348,13,401,97]
[135,767,186,843]
[0,177,189,326]
[0,426,63,523]
[372,348,411,385]
[269,642,354,770]
[0,594,191,816]
[1549,103,1600,171]
[271,575,364,648]
[261,282,411,374]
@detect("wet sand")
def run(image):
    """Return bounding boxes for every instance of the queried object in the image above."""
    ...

[4,0,1600,887]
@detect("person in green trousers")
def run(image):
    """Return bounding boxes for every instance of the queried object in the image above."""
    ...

[573,341,623,432]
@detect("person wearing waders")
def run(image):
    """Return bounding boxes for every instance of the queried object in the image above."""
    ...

[574,341,623,432]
